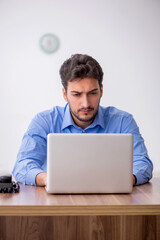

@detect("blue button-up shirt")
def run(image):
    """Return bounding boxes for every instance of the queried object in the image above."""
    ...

[12,104,153,186]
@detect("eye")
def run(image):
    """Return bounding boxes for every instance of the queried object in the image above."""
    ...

[90,92,97,95]
[72,93,80,97]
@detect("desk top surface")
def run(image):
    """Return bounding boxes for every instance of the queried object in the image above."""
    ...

[0,177,160,216]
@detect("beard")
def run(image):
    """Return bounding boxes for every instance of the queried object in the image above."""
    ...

[70,106,98,123]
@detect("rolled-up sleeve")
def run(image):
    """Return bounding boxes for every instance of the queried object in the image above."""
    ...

[12,113,50,185]
[121,114,153,185]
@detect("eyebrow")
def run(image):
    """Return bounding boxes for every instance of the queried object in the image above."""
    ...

[71,88,99,94]
[88,88,99,93]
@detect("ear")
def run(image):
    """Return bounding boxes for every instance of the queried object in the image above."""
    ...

[62,88,68,102]
[100,84,103,98]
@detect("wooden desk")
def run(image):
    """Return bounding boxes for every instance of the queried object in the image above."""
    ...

[0,177,160,240]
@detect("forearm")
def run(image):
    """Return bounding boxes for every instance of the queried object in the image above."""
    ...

[12,161,45,186]
[121,115,153,186]
[133,156,153,185]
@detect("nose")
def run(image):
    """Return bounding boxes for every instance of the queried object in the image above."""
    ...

[81,95,89,108]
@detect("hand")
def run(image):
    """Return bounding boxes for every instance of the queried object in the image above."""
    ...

[133,175,136,185]
[36,172,47,187]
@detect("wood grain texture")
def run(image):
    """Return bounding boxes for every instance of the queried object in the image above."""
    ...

[0,178,160,239]
[0,178,160,207]
[0,216,160,240]
[0,178,160,216]
[157,216,160,239]
[0,205,160,216]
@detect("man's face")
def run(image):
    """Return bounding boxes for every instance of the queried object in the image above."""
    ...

[63,77,103,129]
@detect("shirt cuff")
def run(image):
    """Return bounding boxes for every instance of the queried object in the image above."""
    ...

[133,172,144,186]
[25,168,45,186]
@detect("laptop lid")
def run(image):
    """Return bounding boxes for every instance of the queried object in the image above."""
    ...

[46,133,133,194]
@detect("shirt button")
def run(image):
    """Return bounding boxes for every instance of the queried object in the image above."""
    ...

[82,130,85,133]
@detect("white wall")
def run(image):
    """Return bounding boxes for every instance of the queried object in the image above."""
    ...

[0,0,159,175]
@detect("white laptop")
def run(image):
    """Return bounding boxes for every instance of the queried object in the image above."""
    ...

[46,133,133,194]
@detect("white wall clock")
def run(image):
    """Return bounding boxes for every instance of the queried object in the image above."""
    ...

[39,33,60,54]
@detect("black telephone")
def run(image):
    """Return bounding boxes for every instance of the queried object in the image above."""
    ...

[0,174,20,193]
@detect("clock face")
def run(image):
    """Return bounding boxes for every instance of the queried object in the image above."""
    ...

[39,33,60,54]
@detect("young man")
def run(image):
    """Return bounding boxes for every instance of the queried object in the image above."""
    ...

[12,54,153,187]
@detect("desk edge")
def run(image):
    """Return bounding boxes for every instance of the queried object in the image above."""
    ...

[0,205,160,216]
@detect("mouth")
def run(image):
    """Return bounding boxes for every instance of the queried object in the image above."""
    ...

[81,110,91,114]
[78,108,94,114]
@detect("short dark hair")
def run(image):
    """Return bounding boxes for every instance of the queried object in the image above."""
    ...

[59,54,104,90]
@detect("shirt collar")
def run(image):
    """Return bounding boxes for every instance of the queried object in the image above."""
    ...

[88,105,105,130]
[61,103,105,131]
[61,104,77,130]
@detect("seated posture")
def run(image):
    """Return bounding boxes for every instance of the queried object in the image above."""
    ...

[12,54,153,187]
